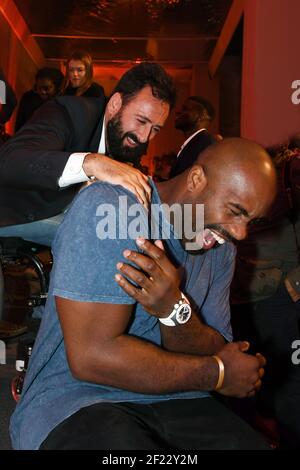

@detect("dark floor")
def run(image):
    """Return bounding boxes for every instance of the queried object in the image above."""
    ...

[0,318,40,450]
[0,253,44,450]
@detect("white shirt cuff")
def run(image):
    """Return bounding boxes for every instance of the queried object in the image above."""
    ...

[58,153,91,188]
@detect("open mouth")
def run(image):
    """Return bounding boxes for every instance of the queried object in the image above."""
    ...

[125,136,138,148]
[201,228,226,250]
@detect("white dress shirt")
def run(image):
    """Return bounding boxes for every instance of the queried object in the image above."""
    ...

[58,119,106,187]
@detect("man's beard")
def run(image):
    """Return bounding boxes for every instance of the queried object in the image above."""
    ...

[106,113,149,166]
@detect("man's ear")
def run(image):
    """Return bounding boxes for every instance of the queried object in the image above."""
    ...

[106,92,122,119]
[187,165,207,194]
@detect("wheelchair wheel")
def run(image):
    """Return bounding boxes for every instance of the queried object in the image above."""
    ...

[11,374,25,402]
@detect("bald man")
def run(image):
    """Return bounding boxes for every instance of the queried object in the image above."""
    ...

[11,138,277,450]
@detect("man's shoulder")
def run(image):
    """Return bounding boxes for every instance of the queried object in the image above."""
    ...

[72,181,141,213]
[181,131,215,158]
[54,95,106,119]
[190,130,215,145]
[54,182,147,259]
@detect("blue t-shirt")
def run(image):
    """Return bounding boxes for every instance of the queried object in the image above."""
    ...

[10,181,235,450]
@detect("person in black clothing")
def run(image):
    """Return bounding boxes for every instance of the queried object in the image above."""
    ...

[170,96,216,177]
[0,62,176,326]
[230,139,300,448]
[15,67,64,132]
[0,62,176,237]
[61,50,104,98]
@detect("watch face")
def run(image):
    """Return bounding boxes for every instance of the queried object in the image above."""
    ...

[176,303,192,324]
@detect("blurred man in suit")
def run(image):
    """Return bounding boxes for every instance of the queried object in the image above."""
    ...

[170,96,215,177]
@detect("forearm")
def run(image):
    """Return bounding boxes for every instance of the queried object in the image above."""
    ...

[160,312,226,355]
[73,333,219,393]
[0,147,71,189]
[0,100,74,189]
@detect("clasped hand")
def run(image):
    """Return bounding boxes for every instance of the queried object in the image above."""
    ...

[115,237,182,317]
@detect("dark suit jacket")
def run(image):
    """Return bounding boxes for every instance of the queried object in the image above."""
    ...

[14,90,44,132]
[0,95,106,226]
[169,129,215,178]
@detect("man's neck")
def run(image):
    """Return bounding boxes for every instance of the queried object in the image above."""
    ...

[156,177,184,207]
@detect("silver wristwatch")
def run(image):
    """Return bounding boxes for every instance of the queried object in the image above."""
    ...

[159,293,192,327]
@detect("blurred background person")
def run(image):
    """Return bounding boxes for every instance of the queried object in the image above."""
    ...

[61,50,104,98]
[170,96,216,177]
[230,136,300,448]
[15,67,64,132]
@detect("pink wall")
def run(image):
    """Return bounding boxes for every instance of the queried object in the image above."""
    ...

[241,0,300,147]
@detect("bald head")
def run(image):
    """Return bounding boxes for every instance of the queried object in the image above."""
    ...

[159,137,277,248]
[196,137,276,205]
[197,137,275,179]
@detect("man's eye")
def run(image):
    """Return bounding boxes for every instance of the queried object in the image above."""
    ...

[248,217,268,226]
[230,210,241,216]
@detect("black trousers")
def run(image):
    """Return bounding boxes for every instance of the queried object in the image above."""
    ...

[231,284,300,449]
[39,397,268,450]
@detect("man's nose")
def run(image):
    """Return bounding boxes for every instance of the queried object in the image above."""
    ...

[138,125,152,143]
[228,222,248,241]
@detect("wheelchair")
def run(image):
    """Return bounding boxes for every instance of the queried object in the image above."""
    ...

[0,237,52,400]
[0,237,51,321]
[11,337,34,402]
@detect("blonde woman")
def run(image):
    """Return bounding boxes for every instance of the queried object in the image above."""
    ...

[61,50,104,98]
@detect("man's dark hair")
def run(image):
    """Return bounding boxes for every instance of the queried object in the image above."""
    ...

[189,96,215,121]
[35,67,64,92]
[112,62,177,110]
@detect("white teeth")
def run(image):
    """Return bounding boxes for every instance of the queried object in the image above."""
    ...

[211,231,225,244]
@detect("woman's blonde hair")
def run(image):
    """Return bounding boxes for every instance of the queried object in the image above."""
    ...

[61,50,94,96]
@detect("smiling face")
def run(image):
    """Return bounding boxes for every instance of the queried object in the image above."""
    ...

[161,138,277,252]
[196,148,276,251]
[197,167,276,250]
[105,85,170,164]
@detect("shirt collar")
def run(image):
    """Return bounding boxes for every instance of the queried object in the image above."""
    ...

[177,128,207,157]
[98,117,106,154]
